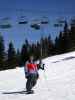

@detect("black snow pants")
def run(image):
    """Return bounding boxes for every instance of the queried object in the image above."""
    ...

[26,73,39,91]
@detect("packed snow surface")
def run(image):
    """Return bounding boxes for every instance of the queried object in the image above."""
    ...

[0,51,75,100]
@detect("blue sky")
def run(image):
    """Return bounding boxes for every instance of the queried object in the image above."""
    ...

[0,0,75,50]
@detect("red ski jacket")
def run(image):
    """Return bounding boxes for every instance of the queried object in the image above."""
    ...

[27,63,37,72]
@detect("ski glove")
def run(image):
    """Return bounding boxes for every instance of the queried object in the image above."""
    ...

[38,63,45,70]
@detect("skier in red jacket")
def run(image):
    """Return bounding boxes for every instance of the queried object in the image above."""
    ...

[24,55,44,93]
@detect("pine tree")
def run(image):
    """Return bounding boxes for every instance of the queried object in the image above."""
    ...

[21,39,30,65]
[55,31,63,54]
[39,35,54,58]
[62,21,71,52]
[30,43,36,57]
[0,34,5,70]
[55,21,71,54]
[7,42,17,69]
[47,35,54,55]
[40,37,45,58]
[69,20,75,50]
[16,49,21,66]
[36,41,41,59]
[55,36,59,54]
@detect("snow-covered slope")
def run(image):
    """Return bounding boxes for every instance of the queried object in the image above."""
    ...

[0,51,75,100]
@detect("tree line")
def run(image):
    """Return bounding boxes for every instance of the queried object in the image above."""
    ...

[0,20,75,70]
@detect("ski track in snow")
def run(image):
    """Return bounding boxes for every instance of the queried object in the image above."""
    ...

[0,51,75,100]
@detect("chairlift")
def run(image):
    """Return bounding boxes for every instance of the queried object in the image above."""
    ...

[0,17,12,29]
[30,19,40,30]
[56,17,66,23]
[58,20,66,24]
[40,16,49,24]
[54,23,63,27]
[0,24,12,29]
[54,17,65,27]
[18,16,28,25]
[70,18,75,26]
[30,23,40,30]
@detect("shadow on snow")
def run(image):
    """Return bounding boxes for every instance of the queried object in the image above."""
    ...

[2,90,27,95]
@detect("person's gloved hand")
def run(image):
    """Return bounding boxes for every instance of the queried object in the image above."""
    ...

[38,63,45,70]
[25,72,29,79]
[42,64,45,70]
